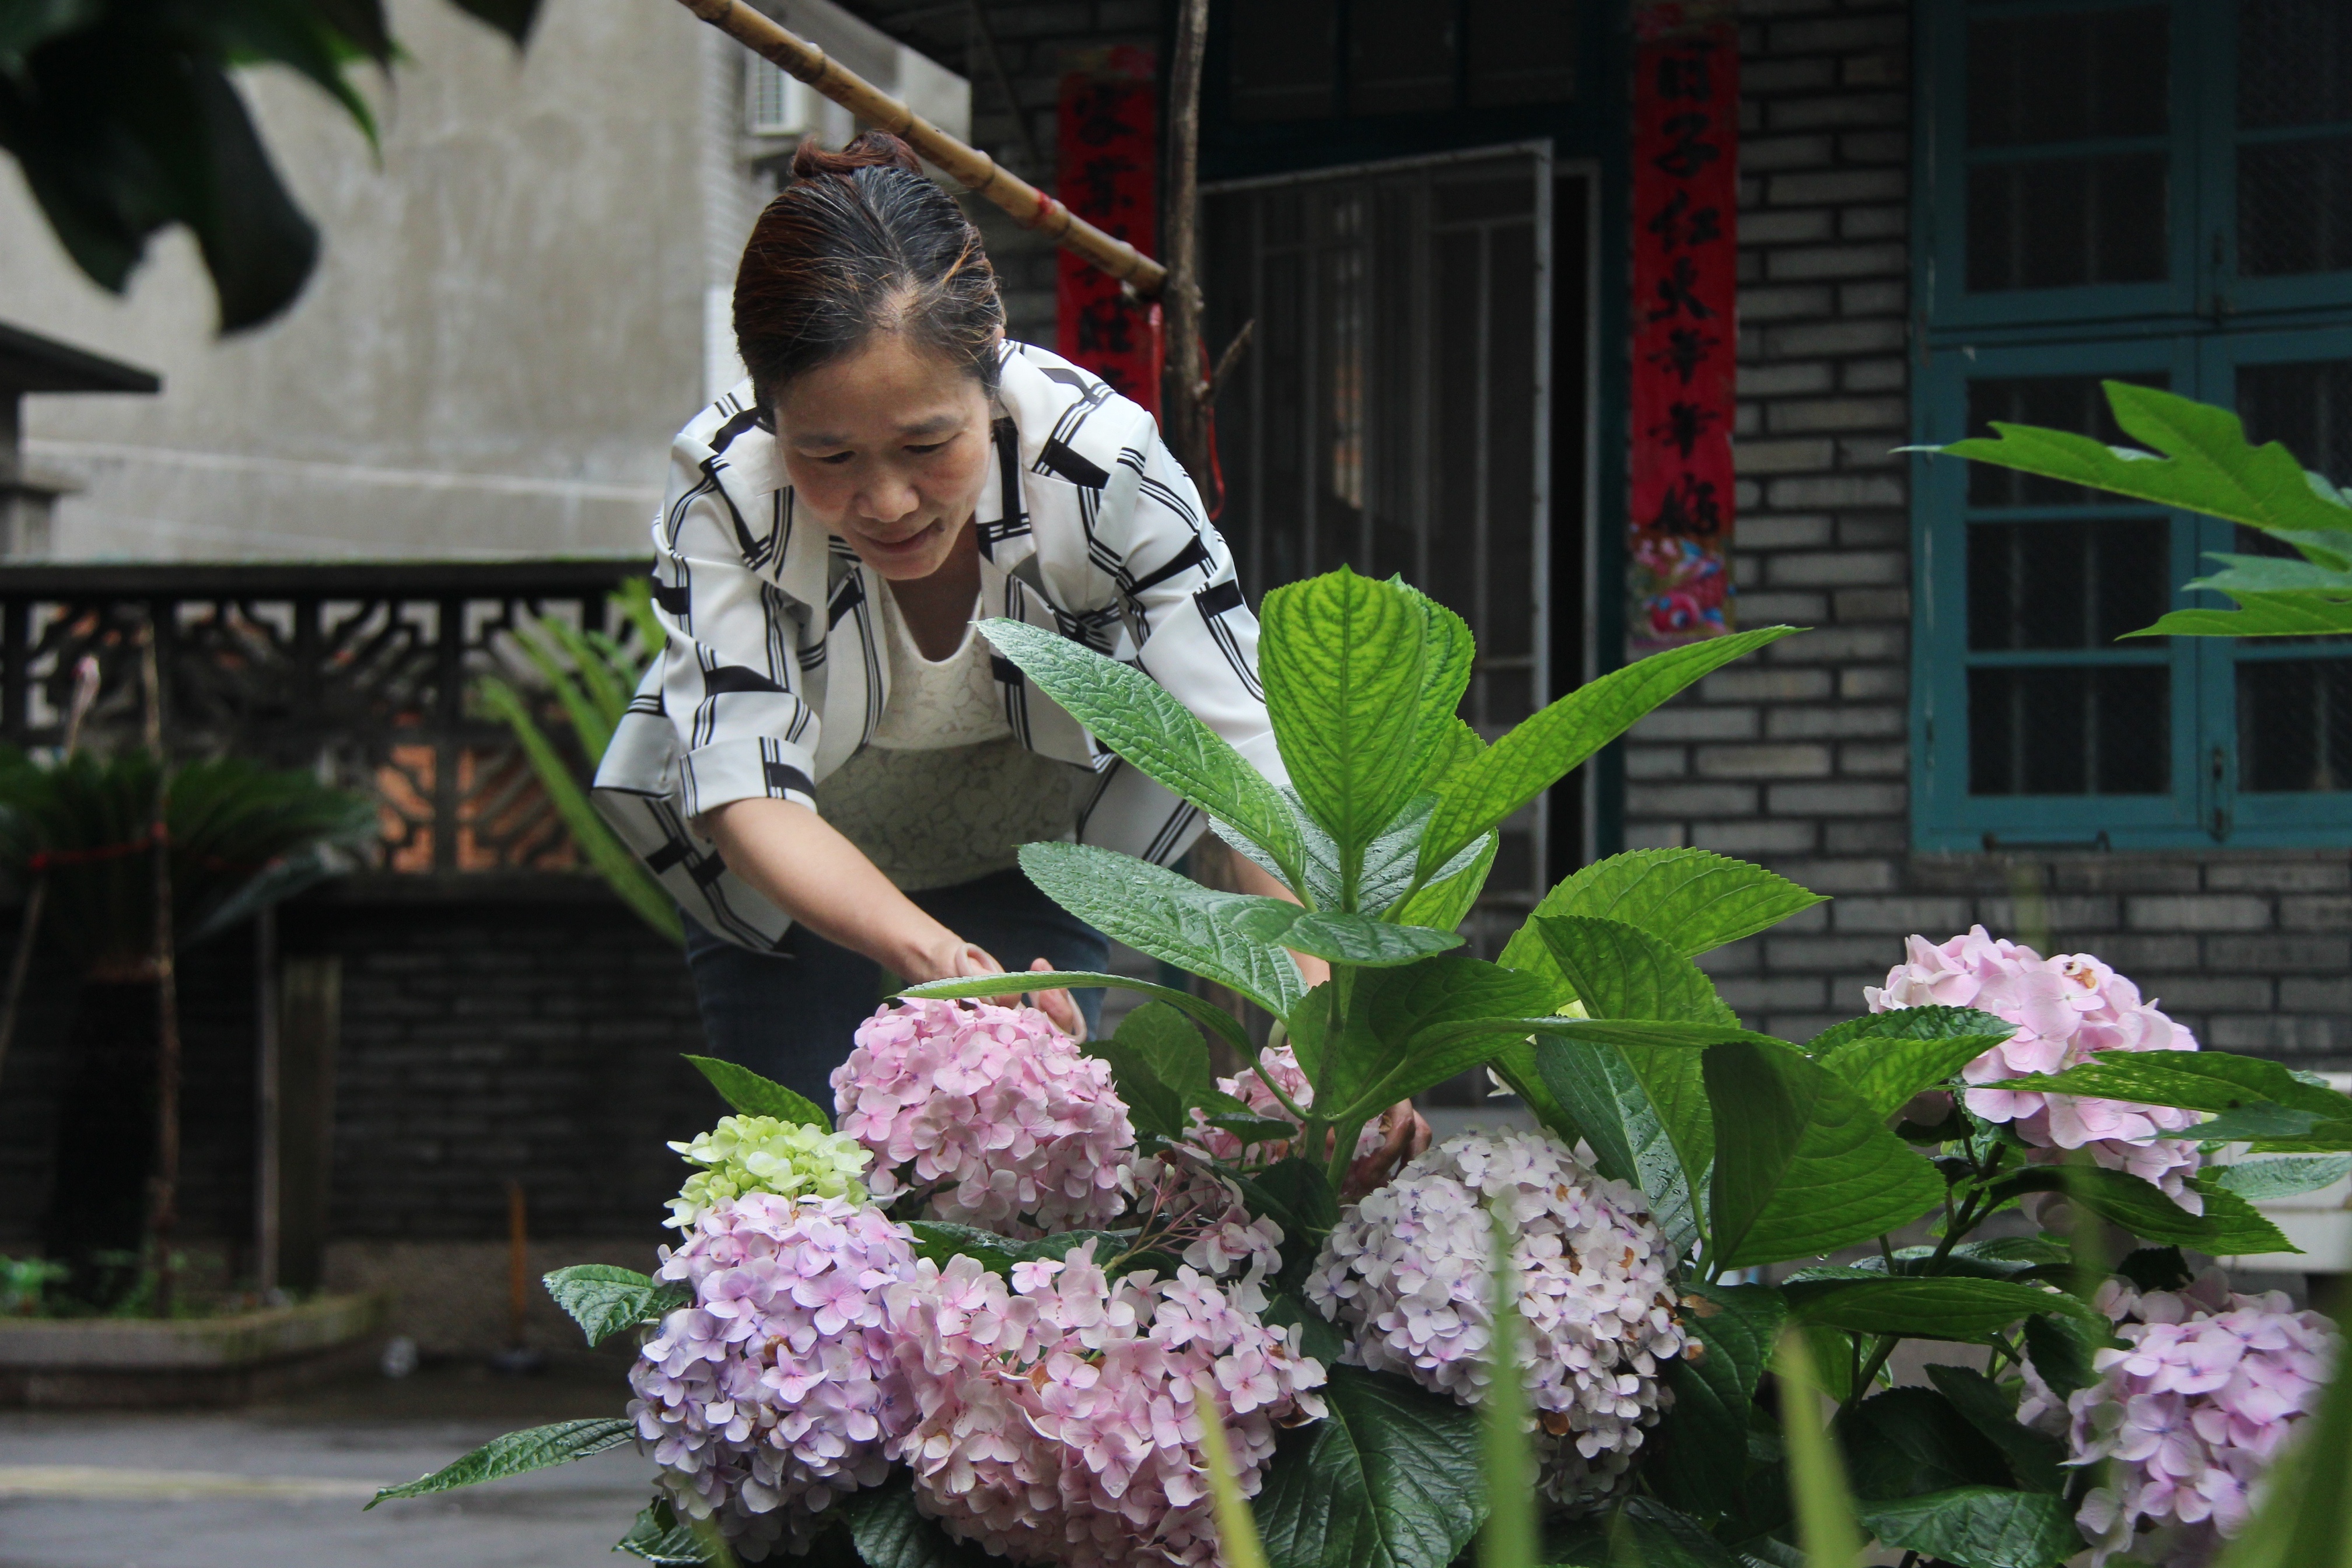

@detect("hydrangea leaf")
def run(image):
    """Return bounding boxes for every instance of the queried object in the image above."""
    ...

[366,1418,635,1506]
[1531,1037,1703,1259]
[1233,1158,1340,1294]
[682,1054,830,1131]
[1836,1387,2017,1503]
[1784,1276,2101,1339]
[1017,842,1307,1016]
[2138,591,2352,638]
[1995,1167,2296,1256]
[2021,1313,2109,1404]
[2211,1154,2352,1201]
[1993,1051,2352,1150]
[1084,1000,1218,1144]
[1923,1364,2066,1494]
[1229,901,1464,967]
[979,618,1305,884]
[1703,1041,1947,1269]
[1252,1364,1487,1568]
[1533,914,1741,1027]
[614,1501,708,1566]
[1544,1497,1748,1566]
[1390,831,1495,933]
[1650,1283,1787,1518]
[1802,1003,2012,1058]
[1857,1486,2084,1568]
[897,970,1252,1056]
[1261,568,1430,899]
[1317,957,1562,1122]
[1814,1010,2015,1118]
[845,1472,1002,1568]
[1499,848,1824,996]
[1402,585,1475,797]
[542,1264,685,1346]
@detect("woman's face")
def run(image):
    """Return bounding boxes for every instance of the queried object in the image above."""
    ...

[772,334,994,581]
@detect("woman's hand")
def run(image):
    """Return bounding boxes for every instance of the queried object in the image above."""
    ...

[1342,1100,1434,1202]
[948,944,1086,1041]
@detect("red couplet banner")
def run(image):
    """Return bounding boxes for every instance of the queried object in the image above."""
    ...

[1055,48,1157,410]
[1628,2,1739,653]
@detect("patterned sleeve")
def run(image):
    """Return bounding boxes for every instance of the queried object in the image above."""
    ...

[649,441,821,820]
[1102,435,1286,788]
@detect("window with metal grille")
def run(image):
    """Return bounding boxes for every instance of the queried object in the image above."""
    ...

[1915,0,2352,850]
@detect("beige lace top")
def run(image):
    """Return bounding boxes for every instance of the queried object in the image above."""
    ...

[812,582,1082,891]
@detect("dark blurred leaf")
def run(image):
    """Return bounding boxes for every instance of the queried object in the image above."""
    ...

[1859,1486,2084,1568]
[1836,1387,2013,1503]
[1923,1364,2064,1493]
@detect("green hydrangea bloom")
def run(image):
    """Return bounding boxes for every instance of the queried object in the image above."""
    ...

[664,1115,872,1230]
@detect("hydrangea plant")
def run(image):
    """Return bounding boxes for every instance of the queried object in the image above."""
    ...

[367,566,2348,1568]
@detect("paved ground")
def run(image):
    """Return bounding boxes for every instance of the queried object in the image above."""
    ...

[0,1359,656,1568]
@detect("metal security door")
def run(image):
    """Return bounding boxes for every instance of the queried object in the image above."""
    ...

[1205,144,1554,950]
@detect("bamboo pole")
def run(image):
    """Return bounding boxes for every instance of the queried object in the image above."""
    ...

[671,0,1167,296]
[140,621,184,1318]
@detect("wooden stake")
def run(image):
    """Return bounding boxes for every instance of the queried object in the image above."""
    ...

[1158,0,1212,487]
[671,0,1166,295]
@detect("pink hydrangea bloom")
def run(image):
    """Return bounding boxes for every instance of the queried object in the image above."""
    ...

[882,1242,1326,1567]
[1187,1042,1387,1166]
[1867,927,2206,1210]
[833,999,1137,1237]
[1304,1128,1688,1510]
[628,1194,918,1560]
[2020,1270,2339,1566]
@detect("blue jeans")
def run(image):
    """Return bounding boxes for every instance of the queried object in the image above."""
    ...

[681,867,1109,1114]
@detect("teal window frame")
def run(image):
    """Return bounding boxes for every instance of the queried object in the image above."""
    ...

[1913,0,2352,853]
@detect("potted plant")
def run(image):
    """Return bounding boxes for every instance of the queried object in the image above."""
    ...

[366,564,2346,1568]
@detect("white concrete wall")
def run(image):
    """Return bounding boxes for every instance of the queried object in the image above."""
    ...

[1,0,956,563]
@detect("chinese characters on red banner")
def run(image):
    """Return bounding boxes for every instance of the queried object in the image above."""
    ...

[1055,48,1156,408]
[1629,6,1738,652]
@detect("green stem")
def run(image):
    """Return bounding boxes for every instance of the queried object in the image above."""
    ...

[1248,1060,1311,1125]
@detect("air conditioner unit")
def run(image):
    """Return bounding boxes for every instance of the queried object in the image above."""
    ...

[747,55,812,137]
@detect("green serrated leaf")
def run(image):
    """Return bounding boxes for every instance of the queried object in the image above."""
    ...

[1232,902,1465,967]
[1262,569,1431,900]
[1704,1042,1946,1269]
[1320,957,1564,1126]
[1838,1386,2016,1503]
[366,1418,634,1506]
[1997,1166,2297,1256]
[981,618,1305,882]
[845,1472,999,1568]
[1391,831,1496,933]
[1086,1000,1217,1143]
[1402,586,1475,796]
[1545,1497,1749,1567]
[1651,1283,1787,1519]
[1532,1035,1705,1258]
[1500,849,1824,996]
[1535,915,1741,1027]
[1814,1009,2014,1119]
[1783,1276,2099,1340]
[1994,1051,2352,1149]
[1019,842,1307,1014]
[1253,1364,1487,1568]
[2211,1154,2352,1201]
[542,1264,684,1346]
[1857,1486,2084,1568]
[897,970,1253,1055]
[682,1055,831,1130]
[1923,1364,2065,1493]
[1423,632,1800,875]
[616,1501,710,1565]
[2021,1313,2108,1404]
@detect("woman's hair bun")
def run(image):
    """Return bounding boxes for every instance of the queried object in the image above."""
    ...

[790,129,924,181]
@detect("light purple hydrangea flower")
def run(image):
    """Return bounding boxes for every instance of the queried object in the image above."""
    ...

[1867,926,2206,1210]
[882,1242,1326,1568]
[832,999,1138,1237]
[2020,1269,2339,1567]
[628,1194,918,1560]
[1304,1128,1687,1510]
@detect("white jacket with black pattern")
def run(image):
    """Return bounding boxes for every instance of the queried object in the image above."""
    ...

[590,340,1284,952]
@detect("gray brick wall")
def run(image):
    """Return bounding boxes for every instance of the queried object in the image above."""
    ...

[1621,0,2352,1070]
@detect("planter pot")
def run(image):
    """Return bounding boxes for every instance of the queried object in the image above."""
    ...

[0,1291,390,1408]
